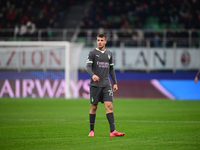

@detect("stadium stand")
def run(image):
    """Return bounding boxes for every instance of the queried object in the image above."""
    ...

[80,0,200,30]
[0,0,88,41]
[0,0,199,47]
[78,0,200,47]
[0,0,87,29]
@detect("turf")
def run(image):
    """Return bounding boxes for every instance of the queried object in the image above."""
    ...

[0,98,200,150]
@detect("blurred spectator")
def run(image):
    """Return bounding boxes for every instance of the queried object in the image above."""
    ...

[144,28,154,46]
[136,5,147,25]
[120,21,133,38]
[112,30,119,46]
[15,21,36,37]
[191,0,199,18]
[36,13,48,29]
[87,20,95,29]
[21,0,29,10]
[166,29,178,47]
[177,26,189,47]
[179,8,189,23]
[184,14,195,29]
[6,8,16,26]
[153,31,161,47]
[4,23,13,37]
[159,7,170,24]
[0,7,7,28]
[180,0,191,12]
[169,7,179,24]
[26,6,35,19]
[132,29,144,47]
[15,22,27,36]
[25,21,36,37]
[15,8,24,24]
[132,32,139,46]
[194,14,200,29]
[191,28,199,47]
[46,0,54,12]
[149,0,159,17]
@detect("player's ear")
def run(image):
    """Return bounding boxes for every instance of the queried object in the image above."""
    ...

[105,40,107,44]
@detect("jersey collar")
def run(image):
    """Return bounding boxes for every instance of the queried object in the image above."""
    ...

[96,48,106,53]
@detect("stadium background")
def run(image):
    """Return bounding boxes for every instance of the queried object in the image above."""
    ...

[0,0,200,100]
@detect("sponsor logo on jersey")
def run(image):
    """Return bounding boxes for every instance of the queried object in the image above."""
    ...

[97,61,109,68]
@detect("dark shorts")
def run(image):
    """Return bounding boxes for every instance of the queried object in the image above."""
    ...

[90,86,113,104]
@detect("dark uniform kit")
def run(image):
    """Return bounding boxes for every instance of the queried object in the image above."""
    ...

[86,48,117,104]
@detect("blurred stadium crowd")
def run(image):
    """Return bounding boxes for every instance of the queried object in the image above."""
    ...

[78,0,200,47]
[0,0,200,47]
[81,0,200,30]
[0,0,84,29]
[0,0,82,37]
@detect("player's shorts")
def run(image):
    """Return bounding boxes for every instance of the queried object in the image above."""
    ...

[90,86,113,104]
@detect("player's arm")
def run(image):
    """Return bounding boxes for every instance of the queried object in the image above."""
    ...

[110,65,118,92]
[109,54,118,92]
[86,52,99,82]
[109,65,117,84]
[195,69,200,83]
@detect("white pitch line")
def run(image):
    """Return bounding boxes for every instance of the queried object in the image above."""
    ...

[117,120,200,124]
[1,119,200,124]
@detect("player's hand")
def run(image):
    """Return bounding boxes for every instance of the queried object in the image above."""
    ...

[195,77,198,83]
[92,75,100,82]
[113,84,118,92]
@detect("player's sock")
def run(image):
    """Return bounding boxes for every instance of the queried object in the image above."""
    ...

[106,112,115,132]
[89,113,96,131]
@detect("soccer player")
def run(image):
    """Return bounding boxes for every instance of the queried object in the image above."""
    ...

[86,33,125,137]
[194,69,200,83]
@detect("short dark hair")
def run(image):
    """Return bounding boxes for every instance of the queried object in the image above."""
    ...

[97,33,106,39]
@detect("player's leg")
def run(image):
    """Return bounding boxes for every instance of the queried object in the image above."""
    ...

[89,104,98,135]
[104,101,115,131]
[103,86,115,132]
[103,87,125,137]
[88,86,101,136]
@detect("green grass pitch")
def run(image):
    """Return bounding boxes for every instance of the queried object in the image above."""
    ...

[0,98,200,150]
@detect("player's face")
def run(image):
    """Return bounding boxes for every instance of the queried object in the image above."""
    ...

[97,37,107,50]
